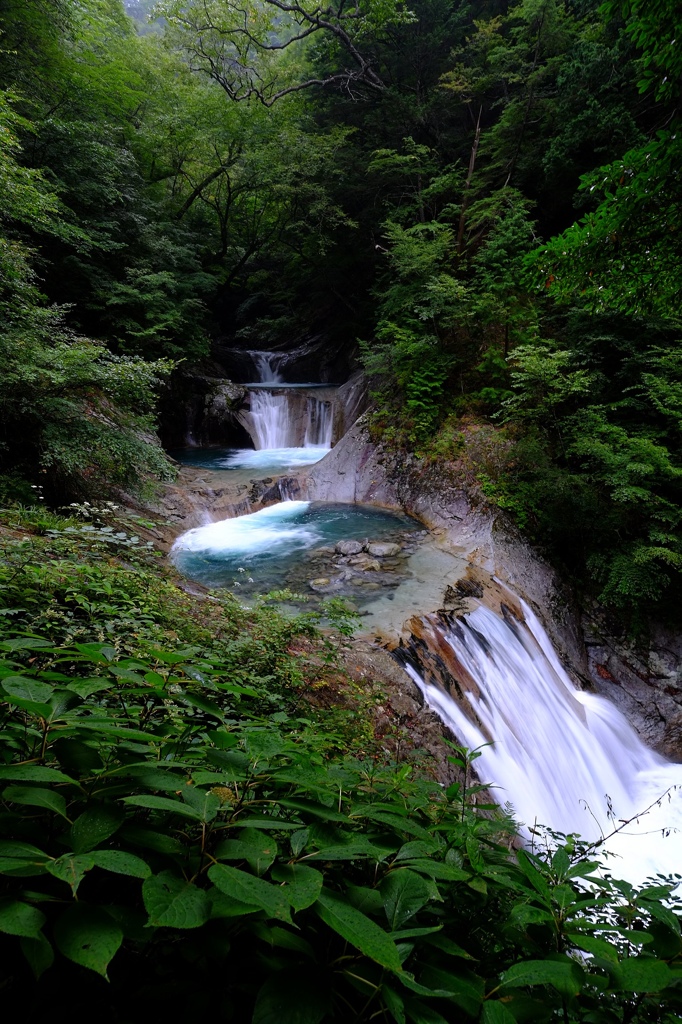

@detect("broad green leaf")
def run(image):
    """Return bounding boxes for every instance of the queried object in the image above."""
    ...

[181,784,221,822]
[3,785,68,818]
[91,850,151,879]
[0,638,52,651]
[270,864,323,910]
[253,971,329,1024]
[143,871,211,929]
[0,900,46,937]
[0,841,50,876]
[54,904,123,977]
[2,696,52,717]
[74,643,117,663]
[314,887,403,973]
[618,957,672,993]
[395,841,442,862]
[70,805,125,853]
[20,933,54,979]
[2,676,54,702]
[403,967,484,1013]
[53,738,103,773]
[209,888,262,919]
[501,958,584,996]
[515,851,551,897]
[0,765,75,785]
[250,921,315,957]
[209,864,292,923]
[46,853,95,895]
[181,692,224,719]
[64,678,113,698]
[215,828,277,875]
[404,998,449,1024]
[278,798,349,822]
[481,1001,517,1024]
[245,730,286,757]
[400,858,470,881]
[382,869,432,930]
[118,825,185,857]
[347,883,385,916]
[568,933,619,962]
[121,794,203,819]
[355,807,432,840]
[382,984,406,1024]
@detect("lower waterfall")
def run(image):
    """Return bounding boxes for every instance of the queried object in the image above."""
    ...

[396,600,682,883]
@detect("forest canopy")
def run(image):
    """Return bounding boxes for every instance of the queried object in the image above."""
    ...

[0,0,681,611]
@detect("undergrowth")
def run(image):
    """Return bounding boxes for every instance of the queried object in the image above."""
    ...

[0,506,680,1022]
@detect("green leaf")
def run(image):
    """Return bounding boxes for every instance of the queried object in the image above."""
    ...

[501,958,584,996]
[180,784,221,822]
[46,853,95,895]
[118,825,185,857]
[403,967,484,1013]
[270,864,323,910]
[209,888,262,919]
[143,871,211,929]
[3,785,68,818]
[253,971,329,1024]
[181,692,224,719]
[568,933,619,963]
[382,983,406,1024]
[215,828,278,876]
[91,850,151,879]
[0,765,75,784]
[404,998,449,1024]
[208,864,292,923]
[382,869,432,930]
[481,1001,517,1024]
[121,794,203,819]
[2,676,54,702]
[54,904,123,978]
[21,932,54,979]
[314,887,403,973]
[400,858,469,881]
[618,957,672,993]
[0,840,50,876]
[0,900,46,937]
[70,805,125,853]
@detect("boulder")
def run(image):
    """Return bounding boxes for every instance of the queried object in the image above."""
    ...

[367,542,402,558]
[335,540,363,556]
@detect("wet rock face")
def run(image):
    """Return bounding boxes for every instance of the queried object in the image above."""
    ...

[583,610,682,762]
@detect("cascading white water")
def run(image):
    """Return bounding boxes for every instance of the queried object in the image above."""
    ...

[245,353,333,452]
[400,601,682,883]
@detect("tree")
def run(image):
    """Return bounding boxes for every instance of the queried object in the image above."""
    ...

[157,0,415,104]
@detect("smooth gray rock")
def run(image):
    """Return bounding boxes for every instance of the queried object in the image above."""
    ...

[335,540,363,556]
[367,542,402,557]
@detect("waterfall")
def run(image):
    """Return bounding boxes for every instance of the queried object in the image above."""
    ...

[244,352,334,451]
[397,601,682,882]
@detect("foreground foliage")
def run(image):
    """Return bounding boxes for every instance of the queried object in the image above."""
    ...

[0,509,680,1021]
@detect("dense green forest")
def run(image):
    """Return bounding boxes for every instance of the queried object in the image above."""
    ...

[1,0,681,616]
[1,0,682,1018]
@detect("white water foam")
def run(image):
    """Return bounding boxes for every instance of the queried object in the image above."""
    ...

[220,447,331,471]
[402,601,682,884]
[171,501,318,557]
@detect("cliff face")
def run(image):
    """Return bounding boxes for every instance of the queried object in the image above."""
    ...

[300,418,682,761]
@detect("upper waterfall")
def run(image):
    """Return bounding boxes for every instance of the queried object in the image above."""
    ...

[241,352,335,451]
[397,600,682,883]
